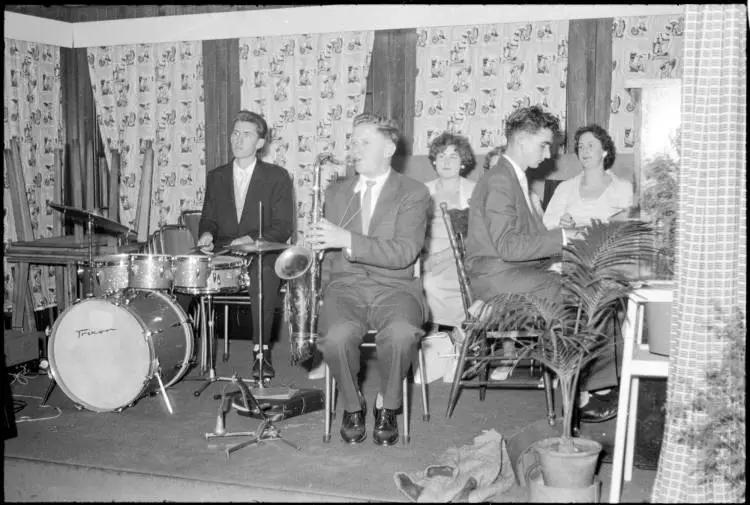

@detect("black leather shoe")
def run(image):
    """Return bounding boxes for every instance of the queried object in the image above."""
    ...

[580,388,619,423]
[340,391,367,444]
[373,407,399,446]
[251,357,275,380]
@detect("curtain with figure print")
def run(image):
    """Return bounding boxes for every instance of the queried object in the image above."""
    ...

[651,5,746,502]
[609,14,685,154]
[412,21,568,156]
[239,31,374,243]
[86,42,206,235]
[4,38,65,312]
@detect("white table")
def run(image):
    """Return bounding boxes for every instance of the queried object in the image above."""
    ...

[609,285,673,503]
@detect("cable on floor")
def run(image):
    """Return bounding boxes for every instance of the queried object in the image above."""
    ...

[12,394,62,423]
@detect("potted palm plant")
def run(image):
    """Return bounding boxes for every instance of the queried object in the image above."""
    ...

[474,220,657,494]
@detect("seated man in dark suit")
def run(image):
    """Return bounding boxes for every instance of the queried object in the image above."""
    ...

[464,106,619,423]
[307,113,431,446]
[197,110,294,379]
[465,105,566,301]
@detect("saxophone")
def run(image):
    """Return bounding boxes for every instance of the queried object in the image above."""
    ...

[274,152,341,365]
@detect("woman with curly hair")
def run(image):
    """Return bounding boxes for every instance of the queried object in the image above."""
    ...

[543,124,633,230]
[422,132,477,328]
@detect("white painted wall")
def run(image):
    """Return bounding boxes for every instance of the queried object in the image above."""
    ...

[5,5,684,48]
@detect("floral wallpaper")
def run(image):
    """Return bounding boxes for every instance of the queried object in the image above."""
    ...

[4,38,65,312]
[239,31,374,243]
[87,41,206,235]
[609,14,685,153]
[412,21,569,155]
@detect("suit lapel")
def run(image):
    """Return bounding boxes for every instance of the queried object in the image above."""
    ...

[221,164,240,230]
[368,171,399,234]
[497,158,536,225]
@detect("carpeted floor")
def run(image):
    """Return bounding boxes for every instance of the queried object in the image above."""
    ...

[4,336,656,502]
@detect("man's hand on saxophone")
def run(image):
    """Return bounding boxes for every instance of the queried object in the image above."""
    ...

[307,218,352,251]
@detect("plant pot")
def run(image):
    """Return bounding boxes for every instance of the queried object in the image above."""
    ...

[644,301,672,356]
[527,462,600,503]
[532,436,602,488]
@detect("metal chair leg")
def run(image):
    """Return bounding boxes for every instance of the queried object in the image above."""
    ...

[417,347,430,422]
[323,364,332,443]
[402,376,410,444]
[478,335,490,401]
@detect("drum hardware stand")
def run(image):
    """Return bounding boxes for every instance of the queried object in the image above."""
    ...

[204,374,301,459]
[190,293,238,396]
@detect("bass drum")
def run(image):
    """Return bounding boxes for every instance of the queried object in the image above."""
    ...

[47,290,194,412]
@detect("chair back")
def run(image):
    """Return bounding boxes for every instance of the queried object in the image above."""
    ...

[148,224,195,254]
[179,210,202,244]
[439,203,474,318]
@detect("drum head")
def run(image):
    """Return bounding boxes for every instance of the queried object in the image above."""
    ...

[48,298,152,412]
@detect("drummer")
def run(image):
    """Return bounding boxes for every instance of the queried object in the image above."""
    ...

[196,110,294,380]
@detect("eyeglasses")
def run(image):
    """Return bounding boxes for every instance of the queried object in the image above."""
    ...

[231,130,256,140]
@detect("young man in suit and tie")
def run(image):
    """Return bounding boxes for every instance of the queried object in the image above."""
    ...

[465,105,620,423]
[197,110,294,379]
[465,105,565,301]
[307,113,431,446]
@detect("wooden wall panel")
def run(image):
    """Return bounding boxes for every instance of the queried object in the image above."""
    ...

[368,29,418,158]
[202,39,241,172]
[566,18,613,152]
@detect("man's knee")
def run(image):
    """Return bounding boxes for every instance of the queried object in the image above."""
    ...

[319,321,365,351]
[378,320,424,349]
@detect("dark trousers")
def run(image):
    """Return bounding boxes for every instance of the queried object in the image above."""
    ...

[317,281,424,412]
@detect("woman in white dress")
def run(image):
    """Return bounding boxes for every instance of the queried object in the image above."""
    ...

[422,132,477,328]
[543,124,633,231]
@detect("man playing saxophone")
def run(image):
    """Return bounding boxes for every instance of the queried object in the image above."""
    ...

[307,113,431,446]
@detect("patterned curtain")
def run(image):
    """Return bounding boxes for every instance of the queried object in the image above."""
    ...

[239,31,374,243]
[652,5,746,503]
[412,21,568,155]
[4,38,65,312]
[609,14,685,153]
[87,42,206,234]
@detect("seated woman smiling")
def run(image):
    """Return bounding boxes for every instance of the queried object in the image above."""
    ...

[422,132,477,329]
[543,124,633,231]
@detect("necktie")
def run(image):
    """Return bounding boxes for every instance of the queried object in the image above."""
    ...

[361,180,377,235]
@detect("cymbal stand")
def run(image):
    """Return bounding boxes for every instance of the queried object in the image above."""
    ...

[85,214,95,298]
[204,375,301,459]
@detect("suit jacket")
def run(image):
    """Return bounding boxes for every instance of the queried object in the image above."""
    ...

[465,156,562,284]
[198,159,294,262]
[321,170,431,311]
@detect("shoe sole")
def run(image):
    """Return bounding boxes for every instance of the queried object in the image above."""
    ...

[373,435,399,446]
[580,412,618,423]
[341,433,367,444]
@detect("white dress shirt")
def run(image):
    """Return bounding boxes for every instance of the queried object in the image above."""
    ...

[353,169,391,228]
[503,154,536,216]
[233,157,257,221]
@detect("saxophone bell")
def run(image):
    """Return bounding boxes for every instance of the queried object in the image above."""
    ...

[274,245,314,280]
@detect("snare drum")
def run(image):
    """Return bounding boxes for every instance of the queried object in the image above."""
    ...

[47,289,194,412]
[128,253,174,290]
[173,255,248,295]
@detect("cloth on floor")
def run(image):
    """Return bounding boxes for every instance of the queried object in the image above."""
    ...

[394,429,515,502]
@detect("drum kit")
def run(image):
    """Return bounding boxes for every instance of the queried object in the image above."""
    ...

[42,202,292,421]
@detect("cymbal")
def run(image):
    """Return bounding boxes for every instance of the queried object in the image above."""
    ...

[226,240,290,254]
[49,202,132,235]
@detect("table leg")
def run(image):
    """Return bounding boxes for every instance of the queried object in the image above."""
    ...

[12,262,36,332]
